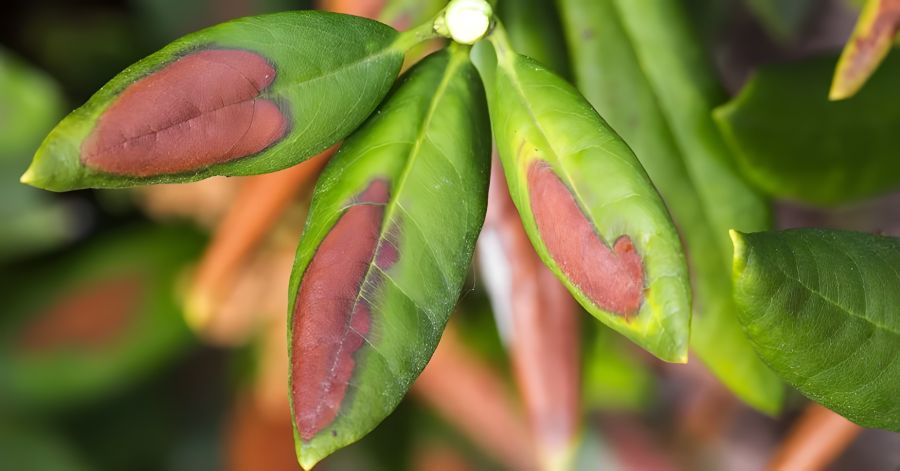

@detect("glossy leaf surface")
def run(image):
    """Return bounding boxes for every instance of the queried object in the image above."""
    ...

[0,226,203,410]
[830,0,900,100]
[473,30,691,363]
[732,229,900,431]
[558,0,782,412]
[716,54,900,206]
[288,48,490,469]
[23,12,411,191]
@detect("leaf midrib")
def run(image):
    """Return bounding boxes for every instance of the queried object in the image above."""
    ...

[768,259,900,337]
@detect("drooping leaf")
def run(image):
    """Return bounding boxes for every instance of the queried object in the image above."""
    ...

[287,47,491,469]
[0,225,204,411]
[731,229,900,431]
[473,27,691,363]
[480,5,580,467]
[557,0,782,413]
[830,0,900,100]
[715,54,900,206]
[0,48,74,260]
[22,11,433,191]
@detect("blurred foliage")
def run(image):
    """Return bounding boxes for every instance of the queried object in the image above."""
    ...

[716,52,900,206]
[1,0,899,468]
[0,48,73,261]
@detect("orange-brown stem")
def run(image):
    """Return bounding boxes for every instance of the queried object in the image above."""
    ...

[225,393,297,471]
[413,323,535,471]
[481,160,581,468]
[768,403,863,471]
[188,147,333,332]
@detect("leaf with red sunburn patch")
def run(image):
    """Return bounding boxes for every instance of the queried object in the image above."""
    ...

[831,0,900,100]
[22,11,435,191]
[287,46,490,469]
[472,27,691,363]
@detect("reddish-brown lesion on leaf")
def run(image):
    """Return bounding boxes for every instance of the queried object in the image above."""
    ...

[82,49,287,176]
[527,161,644,317]
[17,275,144,353]
[291,179,395,441]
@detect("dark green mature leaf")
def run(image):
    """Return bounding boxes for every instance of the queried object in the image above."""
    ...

[22,11,433,191]
[474,27,691,363]
[0,49,73,260]
[0,226,204,411]
[287,47,490,469]
[732,229,900,431]
[558,0,782,412]
[715,54,900,206]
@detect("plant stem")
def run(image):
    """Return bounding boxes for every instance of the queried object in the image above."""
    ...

[392,18,442,53]
[186,148,334,334]
[768,403,863,470]
[413,322,535,471]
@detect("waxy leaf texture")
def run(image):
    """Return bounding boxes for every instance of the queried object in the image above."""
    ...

[732,229,900,432]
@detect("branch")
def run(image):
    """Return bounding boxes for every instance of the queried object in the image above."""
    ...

[769,403,862,470]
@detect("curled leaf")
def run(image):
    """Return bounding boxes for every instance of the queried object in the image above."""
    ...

[473,27,691,362]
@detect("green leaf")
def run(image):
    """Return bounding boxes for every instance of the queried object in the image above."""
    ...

[0,48,73,260]
[497,0,570,77]
[731,229,900,431]
[715,53,900,206]
[287,47,491,469]
[558,0,782,413]
[22,11,431,191]
[473,27,691,363]
[0,225,204,411]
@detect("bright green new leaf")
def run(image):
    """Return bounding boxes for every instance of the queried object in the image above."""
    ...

[287,47,490,469]
[732,229,900,431]
[23,11,434,191]
[715,54,900,206]
[473,27,691,363]
[0,225,204,411]
[558,0,782,413]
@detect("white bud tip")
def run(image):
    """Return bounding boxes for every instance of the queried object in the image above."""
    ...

[445,0,493,45]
